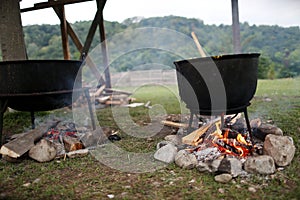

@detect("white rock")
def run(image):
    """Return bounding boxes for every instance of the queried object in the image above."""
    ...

[214,173,233,183]
[248,187,257,193]
[154,143,177,163]
[263,134,296,166]
[218,157,243,177]
[197,161,211,173]
[22,182,31,187]
[156,140,172,150]
[244,155,276,174]
[164,135,182,146]
[29,139,57,162]
[210,159,222,172]
[175,150,198,169]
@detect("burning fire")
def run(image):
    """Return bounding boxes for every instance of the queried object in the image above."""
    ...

[211,126,253,157]
[184,118,254,158]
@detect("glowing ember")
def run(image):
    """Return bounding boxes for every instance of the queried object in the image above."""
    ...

[211,127,253,157]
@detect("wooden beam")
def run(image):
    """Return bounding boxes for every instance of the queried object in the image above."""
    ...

[97,0,111,88]
[0,0,27,61]
[52,6,105,84]
[52,7,83,52]
[57,5,70,60]
[82,10,102,56]
[231,0,241,53]
[21,0,94,12]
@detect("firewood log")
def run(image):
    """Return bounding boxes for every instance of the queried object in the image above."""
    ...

[182,118,221,146]
[63,135,83,152]
[161,120,189,129]
[0,121,59,158]
[93,84,106,97]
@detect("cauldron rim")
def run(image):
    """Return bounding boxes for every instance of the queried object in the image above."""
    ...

[0,59,82,65]
[174,53,260,64]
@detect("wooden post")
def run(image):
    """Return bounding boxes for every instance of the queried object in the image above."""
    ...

[82,10,101,56]
[53,7,105,84]
[97,0,111,88]
[58,5,70,60]
[231,0,241,53]
[0,0,27,61]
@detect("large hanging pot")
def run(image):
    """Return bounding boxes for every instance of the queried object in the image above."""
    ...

[174,53,260,115]
[0,60,82,111]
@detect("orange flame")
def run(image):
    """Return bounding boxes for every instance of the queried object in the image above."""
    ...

[211,126,253,157]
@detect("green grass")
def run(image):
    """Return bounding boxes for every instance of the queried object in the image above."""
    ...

[1,78,300,200]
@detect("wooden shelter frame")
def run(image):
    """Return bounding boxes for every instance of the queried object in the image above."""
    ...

[20,0,110,87]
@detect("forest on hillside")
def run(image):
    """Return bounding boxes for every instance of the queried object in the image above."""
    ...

[14,16,300,78]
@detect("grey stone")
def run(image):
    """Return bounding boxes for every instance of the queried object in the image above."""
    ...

[263,134,295,166]
[164,135,182,146]
[214,173,233,183]
[210,159,222,172]
[175,150,198,169]
[217,157,243,177]
[156,140,172,150]
[254,124,283,140]
[248,187,257,193]
[154,143,178,163]
[29,139,57,162]
[196,161,212,173]
[244,155,276,174]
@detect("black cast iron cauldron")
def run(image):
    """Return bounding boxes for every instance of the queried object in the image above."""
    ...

[0,60,83,145]
[0,60,82,111]
[174,53,260,115]
[174,53,260,139]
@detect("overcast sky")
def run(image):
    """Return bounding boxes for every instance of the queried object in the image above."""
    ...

[20,0,300,27]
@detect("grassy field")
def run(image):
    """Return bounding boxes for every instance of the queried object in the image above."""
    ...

[0,78,299,200]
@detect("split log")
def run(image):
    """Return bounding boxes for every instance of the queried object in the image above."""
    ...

[105,100,123,105]
[110,94,130,100]
[230,118,246,132]
[95,96,110,103]
[128,97,137,103]
[67,149,89,158]
[1,155,23,163]
[63,135,83,152]
[144,101,152,108]
[161,120,189,129]
[225,113,241,124]
[80,127,110,148]
[182,118,221,146]
[92,84,106,97]
[0,121,59,158]
[104,88,132,96]
[8,132,28,141]
[29,139,57,162]
[122,103,144,107]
